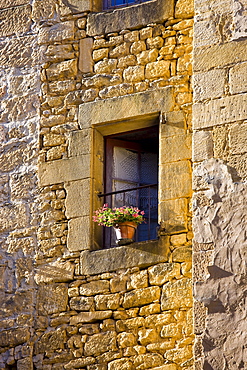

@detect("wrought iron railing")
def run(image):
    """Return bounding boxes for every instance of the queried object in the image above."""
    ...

[98,184,158,247]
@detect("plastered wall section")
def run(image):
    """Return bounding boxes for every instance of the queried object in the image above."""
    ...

[192,0,247,368]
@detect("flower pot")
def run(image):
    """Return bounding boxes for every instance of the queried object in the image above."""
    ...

[117,222,137,240]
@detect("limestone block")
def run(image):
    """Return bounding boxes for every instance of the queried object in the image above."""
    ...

[65,178,90,217]
[94,59,117,74]
[32,0,56,23]
[0,204,29,232]
[145,61,170,79]
[0,0,28,8]
[194,19,220,48]
[144,312,172,328]
[48,80,76,94]
[99,83,134,99]
[229,62,247,94]
[160,323,182,338]
[67,216,90,251]
[8,70,39,96]
[193,93,247,129]
[146,36,164,49]
[148,365,176,370]
[80,280,109,296]
[39,155,90,186]
[123,66,145,83]
[123,286,160,308]
[194,300,207,334]
[172,246,192,262]
[139,303,160,316]
[93,48,109,62]
[0,95,39,123]
[34,329,66,354]
[175,0,193,18]
[37,284,68,315]
[95,293,120,310]
[43,133,65,147]
[17,357,33,370]
[79,87,174,128]
[127,270,148,289]
[130,41,146,54]
[116,317,145,332]
[138,328,159,346]
[79,38,93,73]
[229,122,247,154]
[108,358,133,370]
[124,30,139,43]
[34,260,74,284]
[38,21,74,44]
[193,251,214,281]
[194,39,247,72]
[110,42,130,58]
[40,115,65,128]
[133,354,163,369]
[117,55,136,68]
[71,312,112,325]
[137,49,158,65]
[117,332,136,348]
[0,5,31,37]
[45,44,75,63]
[84,332,117,356]
[232,0,247,40]
[0,328,30,347]
[46,59,78,81]
[64,357,95,369]
[192,130,214,162]
[59,0,92,15]
[160,133,191,163]
[148,263,181,285]
[161,278,192,310]
[193,69,226,101]
[159,161,192,200]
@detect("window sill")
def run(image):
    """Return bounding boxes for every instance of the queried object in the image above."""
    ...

[87,0,175,36]
[80,238,169,275]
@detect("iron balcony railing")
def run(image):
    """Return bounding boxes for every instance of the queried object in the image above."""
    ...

[98,183,158,247]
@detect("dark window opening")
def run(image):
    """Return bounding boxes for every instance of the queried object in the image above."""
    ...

[103,125,159,248]
[103,0,150,10]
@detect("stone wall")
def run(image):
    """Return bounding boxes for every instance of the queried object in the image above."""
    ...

[192,0,247,368]
[0,1,40,368]
[0,0,195,369]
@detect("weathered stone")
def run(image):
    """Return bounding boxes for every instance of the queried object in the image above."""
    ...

[138,328,159,346]
[229,122,247,155]
[133,353,164,369]
[48,80,76,94]
[193,93,247,129]
[123,66,144,82]
[108,358,134,370]
[99,83,134,99]
[0,5,31,37]
[139,303,160,316]
[43,133,65,147]
[84,332,117,356]
[64,357,95,369]
[80,280,109,295]
[148,263,181,285]
[70,311,112,325]
[35,260,74,284]
[146,36,164,49]
[160,132,191,163]
[45,44,75,62]
[117,332,136,348]
[193,69,226,101]
[38,21,74,44]
[161,278,193,310]
[110,42,130,58]
[127,270,148,289]
[17,357,33,370]
[172,247,192,262]
[95,293,120,310]
[144,312,172,328]
[34,329,66,354]
[0,328,30,347]
[94,59,117,74]
[79,38,94,73]
[123,286,160,308]
[145,61,170,79]
[46,59,78,81]
[37,284,68,315]
[130,41,146,54]
[116,317,145,332]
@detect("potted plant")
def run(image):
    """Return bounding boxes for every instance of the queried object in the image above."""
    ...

[92,204,145,240]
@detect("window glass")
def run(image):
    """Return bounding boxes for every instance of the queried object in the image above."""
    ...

[103,0,150,10]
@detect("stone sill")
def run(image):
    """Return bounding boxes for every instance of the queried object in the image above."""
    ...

[80,238,169,275]
[87,0,175,36]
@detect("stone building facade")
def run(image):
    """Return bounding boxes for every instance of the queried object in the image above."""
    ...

[0,0,246,369]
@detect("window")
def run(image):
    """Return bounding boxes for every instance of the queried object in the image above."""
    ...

[101,126,159,248]
[103,0,150,10]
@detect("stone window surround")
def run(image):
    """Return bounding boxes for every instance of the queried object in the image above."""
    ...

[39,87,191,263]
[87,0,175,35]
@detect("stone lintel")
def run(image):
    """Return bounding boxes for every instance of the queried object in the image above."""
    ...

[193,93,247,130]
[80,240,169,275]
[79,87,174,129]
[39,155,90,186]
[87,0,174,36]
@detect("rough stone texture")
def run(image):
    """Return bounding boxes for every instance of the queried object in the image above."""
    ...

[0,5,32,37]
